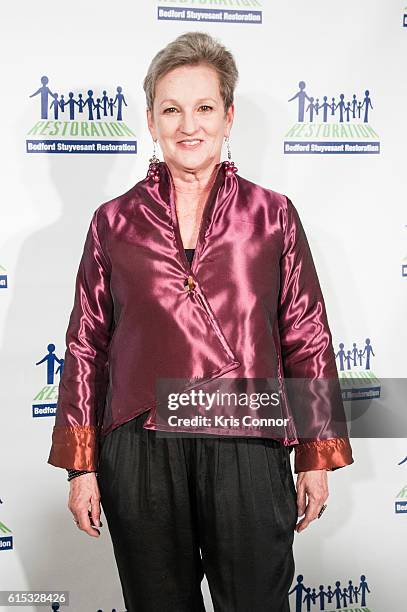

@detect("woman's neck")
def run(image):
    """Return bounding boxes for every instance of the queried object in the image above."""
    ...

[166,160,219,198]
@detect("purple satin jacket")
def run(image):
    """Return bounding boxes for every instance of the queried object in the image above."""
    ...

[47,160,354,474]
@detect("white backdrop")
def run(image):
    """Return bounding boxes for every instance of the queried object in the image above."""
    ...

[1,1,406,611]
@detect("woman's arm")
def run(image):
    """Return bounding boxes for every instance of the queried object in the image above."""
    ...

[278,196,354,474]
[48,207,114,471]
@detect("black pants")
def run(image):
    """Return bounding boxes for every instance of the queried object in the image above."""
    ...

[97,411,297,612]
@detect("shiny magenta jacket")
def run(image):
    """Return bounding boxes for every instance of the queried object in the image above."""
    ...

[47,160,353,474]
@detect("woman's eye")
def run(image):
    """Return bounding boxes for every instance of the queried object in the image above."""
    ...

[163,105,213,113]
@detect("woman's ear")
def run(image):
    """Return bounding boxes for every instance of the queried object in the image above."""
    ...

[146,108,156,140]
[225,103,234,131]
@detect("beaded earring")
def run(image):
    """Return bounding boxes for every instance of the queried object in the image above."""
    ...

[224,136,238,177]
[147,139,161,183]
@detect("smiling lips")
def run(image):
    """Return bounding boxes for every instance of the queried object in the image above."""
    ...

[177,139,203,148]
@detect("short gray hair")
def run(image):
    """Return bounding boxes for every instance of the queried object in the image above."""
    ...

[143,31,239,115]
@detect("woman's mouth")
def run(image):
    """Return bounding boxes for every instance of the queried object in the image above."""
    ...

[177,139,203,149]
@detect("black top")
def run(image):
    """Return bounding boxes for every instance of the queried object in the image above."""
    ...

[185,248,195,266]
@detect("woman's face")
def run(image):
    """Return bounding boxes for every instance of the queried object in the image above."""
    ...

[147,63,234,174]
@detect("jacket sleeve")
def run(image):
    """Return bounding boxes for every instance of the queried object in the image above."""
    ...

[47,207,114,471]
[278,196,354,473]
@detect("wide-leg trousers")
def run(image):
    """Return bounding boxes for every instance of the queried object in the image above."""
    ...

[97,411,298,612]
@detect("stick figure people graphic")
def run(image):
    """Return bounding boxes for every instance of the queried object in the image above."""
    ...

[335,342,346,370]
[101,89,109,116]
[29,77,128,122]
[336,94,346,122]
[319,96,330,122]
[347,579,357,604]
[362,338,375,369]
[35,343,63,385]
[362,90,373,123]
[64,92,78,121]
[77,93,85,113]
[306,97,317,122]
[351,343,358,366]
[29,76,55,120]
[288,81,312,122]
[289,573,371,611]
[55,358,64,378]
[108,97,115,116]
[94,98,104,120]
[358,574,371,606]
[113,86,127,121]
[335,338,375,371]
[49,93,60,120]
[344,101,352,122]
[84,89,95,120]
[316,584,329,610]
[351,94,358,118]
[288,574,308,610]
[288,81,374,125]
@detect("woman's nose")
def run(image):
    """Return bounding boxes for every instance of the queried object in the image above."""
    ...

[179,111,199,134]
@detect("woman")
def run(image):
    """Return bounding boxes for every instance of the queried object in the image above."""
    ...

[48,31,353,612]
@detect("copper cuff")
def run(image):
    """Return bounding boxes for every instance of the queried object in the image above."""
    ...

[47,425,99,471]
[294,437,354,473]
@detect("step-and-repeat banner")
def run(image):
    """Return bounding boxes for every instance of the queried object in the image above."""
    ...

[1,2,406,611]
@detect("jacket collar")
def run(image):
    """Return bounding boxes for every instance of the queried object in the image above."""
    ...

[146,160,237,272]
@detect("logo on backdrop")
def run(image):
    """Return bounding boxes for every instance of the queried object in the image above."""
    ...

[32,343,64,418]
[0,513,13,552]
[27,76,137,154]
[403,7,407,27]
[395,484,407,514]
[336,337,381,401]
[156,0,262,24]
[0,264,7,289]
[0,522,13,551]
[289,573,372,611]
[284,81,380,155]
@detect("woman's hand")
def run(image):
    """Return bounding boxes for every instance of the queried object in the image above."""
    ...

[68,473,102,537]
[295,469,329,533]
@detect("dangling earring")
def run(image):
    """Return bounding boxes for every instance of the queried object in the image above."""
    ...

[148,139,161,183]
[224,136,238,177]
